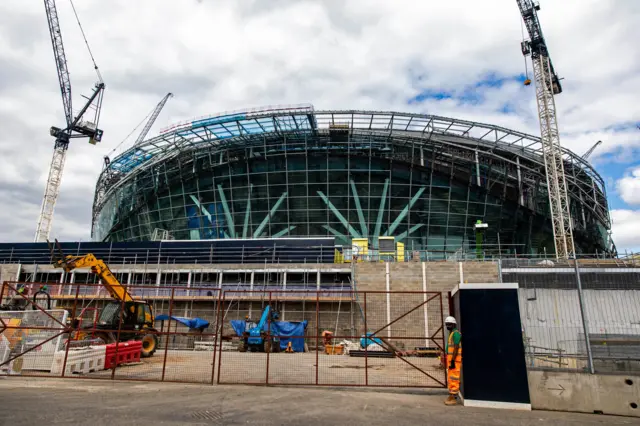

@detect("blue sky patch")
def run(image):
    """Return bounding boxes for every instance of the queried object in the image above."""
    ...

[408,72,526,108]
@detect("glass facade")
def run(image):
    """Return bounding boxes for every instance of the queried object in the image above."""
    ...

[93,109,613,257]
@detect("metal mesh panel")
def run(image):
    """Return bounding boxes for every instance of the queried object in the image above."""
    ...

[2,281,446,387]
[216,290,446,388]
[510,265,640,374]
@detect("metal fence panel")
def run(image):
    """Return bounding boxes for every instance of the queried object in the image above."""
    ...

[513,265,640,374]
[2,282,446,387]
[216,290,446,388]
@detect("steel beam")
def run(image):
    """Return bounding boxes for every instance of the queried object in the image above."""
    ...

[322,225,350,244]
[317,191,361,238]
[216,185,236,238]
[395,223,424,242]
[373,178,390,240]
[242,184,253,238]
[272,225,296,238]
[384,186,426,236]
[189,194,213,224]
[349,180,368,237]
[254,192,288,238]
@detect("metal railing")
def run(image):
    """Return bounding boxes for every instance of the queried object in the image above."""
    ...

[0,241,630,267]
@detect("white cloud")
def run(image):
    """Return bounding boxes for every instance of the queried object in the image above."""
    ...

[0,0,638,248]
[616,167,640,205]
[610,209,640,253]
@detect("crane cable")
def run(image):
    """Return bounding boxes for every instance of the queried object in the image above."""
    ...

[69,0,103,83]
[107,107,156,158]
[520,18,530,82]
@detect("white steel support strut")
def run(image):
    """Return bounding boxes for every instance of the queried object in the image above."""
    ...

[35,144,68,242]
[532,54,574,259]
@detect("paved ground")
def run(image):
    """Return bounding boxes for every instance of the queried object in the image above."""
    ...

[0,378,637,426]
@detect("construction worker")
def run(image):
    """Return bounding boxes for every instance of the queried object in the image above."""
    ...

[444,316,461,406]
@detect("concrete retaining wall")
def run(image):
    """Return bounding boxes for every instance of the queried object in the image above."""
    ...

[528,370,640,417]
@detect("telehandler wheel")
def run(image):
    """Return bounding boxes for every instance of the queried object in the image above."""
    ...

[141,333,158,358]
[94,332,111,346]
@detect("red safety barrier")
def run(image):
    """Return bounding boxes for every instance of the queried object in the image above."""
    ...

[104,341,142,369]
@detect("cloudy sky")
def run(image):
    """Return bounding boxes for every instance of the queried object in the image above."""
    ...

[0,0,638,252]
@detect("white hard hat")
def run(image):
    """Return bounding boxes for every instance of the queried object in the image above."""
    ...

[445,316,457,325]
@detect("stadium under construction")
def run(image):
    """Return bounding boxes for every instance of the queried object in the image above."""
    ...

[5,1,639,412]
[90,105,612,258]
[1,105,636,395]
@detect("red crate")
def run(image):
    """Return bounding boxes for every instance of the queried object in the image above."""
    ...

[104,341,142,369]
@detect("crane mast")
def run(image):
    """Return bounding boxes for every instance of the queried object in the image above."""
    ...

[517,0,574,259]
[44,0,72,126]
[36,0,105,242]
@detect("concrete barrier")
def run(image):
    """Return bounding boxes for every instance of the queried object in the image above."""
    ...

[528,370,640,417]
[51,346,106,376]
[21,331,67,371]
[0,335,9,366]
[104,341,141,369]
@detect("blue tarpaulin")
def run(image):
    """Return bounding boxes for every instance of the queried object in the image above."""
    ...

[155,315,210,330]
[360,332,383,349]
[230,320,308,352]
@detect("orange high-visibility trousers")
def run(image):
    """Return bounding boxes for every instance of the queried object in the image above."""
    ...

[447,354,461,395]
[446,330,462,396]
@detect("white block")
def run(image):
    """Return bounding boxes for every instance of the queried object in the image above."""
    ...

[51,346,107,376]
[0,335,9,366]
[21,333,66,371]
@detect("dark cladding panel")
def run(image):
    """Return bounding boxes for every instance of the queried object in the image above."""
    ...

[0,238,335,265]
[453,284,531,409]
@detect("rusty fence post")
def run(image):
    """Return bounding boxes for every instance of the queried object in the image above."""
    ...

[0,281,6,309]
[210,288,223,385]
[216,290,226,385]
[0,282,5,335]
[111,283,128,380]
[161,287,175,381]
[265,291,272,385]
[364,292,368,386]
[62,283,81,378]
[439,292,447,385]
[315,289,319,386]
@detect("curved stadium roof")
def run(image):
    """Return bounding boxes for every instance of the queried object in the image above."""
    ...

[95,104,610,229]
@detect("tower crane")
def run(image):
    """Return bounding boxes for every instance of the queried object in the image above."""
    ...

[517,0,575,259]
[35,0,105,242]
[101,92,173,168]
[134,92,173,146]
[581,140,602,161]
